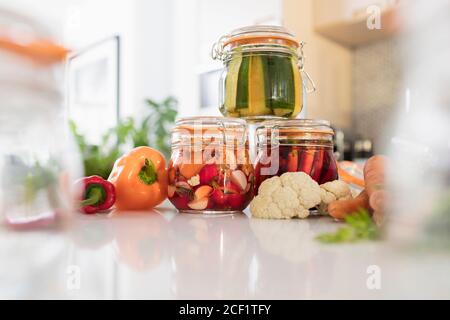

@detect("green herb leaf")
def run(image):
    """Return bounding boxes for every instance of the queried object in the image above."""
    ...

[70,96,178,178]
[316,209,380,244]
[176,186,194,201]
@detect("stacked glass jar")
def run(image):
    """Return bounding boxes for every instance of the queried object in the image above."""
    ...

[168,117,254,214]
[254,119,338,192]
[169,26,338,214]
[212,25,315,121]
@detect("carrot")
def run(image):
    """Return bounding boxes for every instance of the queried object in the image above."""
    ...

[372,210,384,227]
[298,149,315,175]
[287,149,298,172]
[364,155,386,199]
[337,166,365,188]
[369,190,387,213]
[363,155,388,217]
[328,190,370,220]
[327,155,388,220]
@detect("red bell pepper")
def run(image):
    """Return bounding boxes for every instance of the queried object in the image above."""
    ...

[76,176,116,214]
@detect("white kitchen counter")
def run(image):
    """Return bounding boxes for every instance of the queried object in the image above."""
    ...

[1,201,449,299]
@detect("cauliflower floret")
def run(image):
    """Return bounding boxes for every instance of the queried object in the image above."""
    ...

[280,172,322,209]
[258,175,282,196]
[250,172,322,219]
[250,186,302,219]
[319,180,352,214]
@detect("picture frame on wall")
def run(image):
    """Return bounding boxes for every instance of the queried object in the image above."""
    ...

[67,35,120,144]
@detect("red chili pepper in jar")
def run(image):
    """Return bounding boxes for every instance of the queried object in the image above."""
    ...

[76,176,116,214]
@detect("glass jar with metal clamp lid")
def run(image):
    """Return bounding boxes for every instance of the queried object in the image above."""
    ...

[254,119,338,192]
[168,117,255,214]
[212,25,315,122]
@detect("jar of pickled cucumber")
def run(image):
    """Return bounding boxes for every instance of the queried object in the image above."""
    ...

[168,117,255,214]
[212,25,315,122]
[254,119,338,192]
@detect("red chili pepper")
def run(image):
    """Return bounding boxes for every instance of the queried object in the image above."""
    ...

[76,176,116,214]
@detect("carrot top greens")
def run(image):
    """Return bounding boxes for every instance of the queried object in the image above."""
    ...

[316,209,380,244]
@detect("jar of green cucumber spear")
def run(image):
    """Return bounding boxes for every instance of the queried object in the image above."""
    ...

[212,25,315,122]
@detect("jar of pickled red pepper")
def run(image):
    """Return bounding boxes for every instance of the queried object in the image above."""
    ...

[168,117,254,214]
[254,119,338,191]
[212,25,315,122]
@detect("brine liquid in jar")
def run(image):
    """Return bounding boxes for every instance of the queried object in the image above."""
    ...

[212,25,315,121]
[255,119,338,191]
[168,117,254,214]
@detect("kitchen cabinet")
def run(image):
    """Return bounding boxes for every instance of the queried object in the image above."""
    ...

[313,0,404,48]
[283,0,353,129]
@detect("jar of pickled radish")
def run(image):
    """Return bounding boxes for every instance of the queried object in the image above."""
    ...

[254,119,338,191]
[212,25,315,122]
[168,117,254,214]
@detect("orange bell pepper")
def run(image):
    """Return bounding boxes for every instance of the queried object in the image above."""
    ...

[108,147,168,211]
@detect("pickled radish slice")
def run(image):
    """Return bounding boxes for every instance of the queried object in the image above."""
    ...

[188,197,209,210]
[287,149,299,172]
[175,181,191,189]
[230,170,247,191]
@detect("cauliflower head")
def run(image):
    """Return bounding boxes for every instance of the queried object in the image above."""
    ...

[319,180,352,213]
[250,172,322,219]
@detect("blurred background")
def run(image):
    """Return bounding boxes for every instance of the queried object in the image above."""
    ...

[0,0,405,157]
